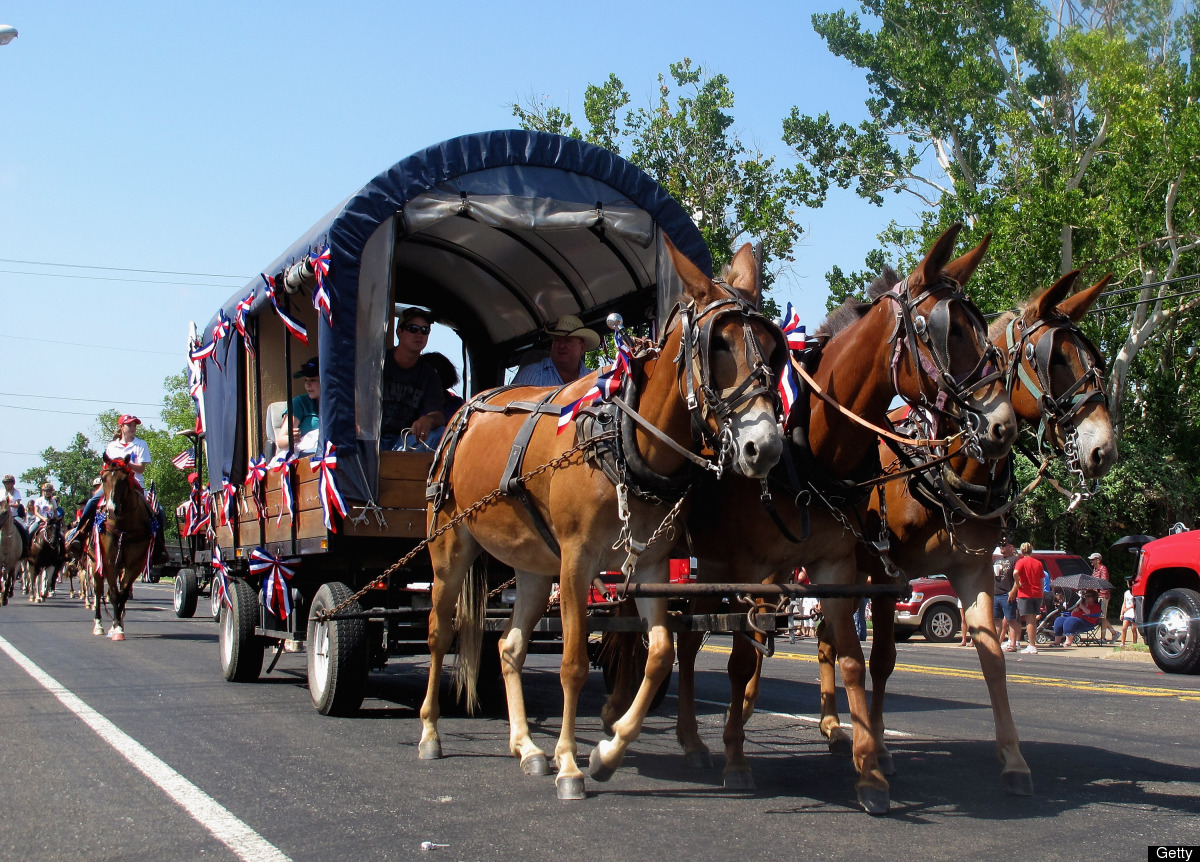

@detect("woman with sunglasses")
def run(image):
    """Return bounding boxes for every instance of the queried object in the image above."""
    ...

[380,307,446,451]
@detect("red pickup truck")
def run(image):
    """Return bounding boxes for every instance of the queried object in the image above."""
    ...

[1131,529,1200,674]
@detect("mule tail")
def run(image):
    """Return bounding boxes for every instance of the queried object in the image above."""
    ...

[453,557,488,715]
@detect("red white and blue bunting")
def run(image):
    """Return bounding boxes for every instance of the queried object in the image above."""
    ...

[310,246,332,325]
[211,543,232,610]
[310,441,348,532]
[244,455,268,519]
[209,310,232,371]
[250,548,296,618]
[267,450,298,525]
[234,291,256,356]
[558,331,632,433]
[777,302,812,416]
[261,273,309,344]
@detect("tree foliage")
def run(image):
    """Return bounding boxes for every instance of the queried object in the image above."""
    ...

[513,59,805,299]
[20,433,102,517]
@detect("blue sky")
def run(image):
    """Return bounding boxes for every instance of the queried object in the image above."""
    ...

[0,1,920,489]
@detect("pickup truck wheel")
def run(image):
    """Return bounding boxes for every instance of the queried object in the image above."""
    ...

[921,604,959,643]
[1147,588,1200,674]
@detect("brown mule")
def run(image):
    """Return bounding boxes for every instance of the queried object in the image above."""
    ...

[618,224,1017,814]
[812,271,1115,796]
[417,239,786,801]
[94,456,154,640]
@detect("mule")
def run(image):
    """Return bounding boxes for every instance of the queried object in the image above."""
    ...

[418,239,786,800]
[632,224,1017,814]
[812,271,1115,795]
[0,498,21,605]
[94,456,155,640]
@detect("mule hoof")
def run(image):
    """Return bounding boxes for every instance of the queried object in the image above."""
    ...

[587,747,616,782]
[857,785,890,816]
[555,775,586,801]
[417,740,443,761]
[722,769,756,792]
[520,752,550,777]
[683,749,714,770]
[1002,770,1034,796]
[878,751,896,777]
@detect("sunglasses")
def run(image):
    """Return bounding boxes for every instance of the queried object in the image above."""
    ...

[401,323,431,335]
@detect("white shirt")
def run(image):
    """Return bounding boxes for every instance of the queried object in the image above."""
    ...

[6,488,24,521]
[33,495,58,523]
[105,438,152,488]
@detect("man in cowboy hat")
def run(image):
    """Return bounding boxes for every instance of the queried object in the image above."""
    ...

[1089,551,1116,642]
[513,314,599,386]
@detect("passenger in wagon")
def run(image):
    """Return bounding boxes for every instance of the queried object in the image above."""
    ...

[512,314,598,386]
[275,356,321,455]
[380,307,446,451]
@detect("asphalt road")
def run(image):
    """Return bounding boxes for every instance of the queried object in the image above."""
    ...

[1,583,1198,862]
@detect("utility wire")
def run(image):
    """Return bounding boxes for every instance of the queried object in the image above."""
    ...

[0,391,162,408]
[984,283,1200,319]
[0,268,244,289]
[0,258,251,279]
[1095,271,1200,298]
[0,403,114,417]
[0,333,180,357]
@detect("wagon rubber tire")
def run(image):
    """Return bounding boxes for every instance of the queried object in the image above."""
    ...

[219,578,265,682]
[921,604,959,643]
[173,568,199,619]
[307,582,369,716]
[1146,588,1200,675]
[210,578,222,621]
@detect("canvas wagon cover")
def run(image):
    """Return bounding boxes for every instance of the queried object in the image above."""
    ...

[195,130,710,501]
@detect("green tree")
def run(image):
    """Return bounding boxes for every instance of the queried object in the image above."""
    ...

[513,59,805,297]
[20,433,102,517]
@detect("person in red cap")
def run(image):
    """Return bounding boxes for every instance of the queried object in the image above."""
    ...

[106,415,151,486]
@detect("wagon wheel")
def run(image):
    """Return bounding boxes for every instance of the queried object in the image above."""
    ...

[219,578,266,682]
[307,581,369,716]
[173,568,199,618]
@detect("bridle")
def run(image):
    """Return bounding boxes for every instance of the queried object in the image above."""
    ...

[1004,311,1108,498]
[101,459,140,524]
[878,274,1003,458]
[668,283,786,474]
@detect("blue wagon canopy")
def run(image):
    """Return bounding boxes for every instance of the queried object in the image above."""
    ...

[193,130,711,501]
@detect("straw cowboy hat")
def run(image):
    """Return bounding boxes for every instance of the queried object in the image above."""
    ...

[545,315,600,351]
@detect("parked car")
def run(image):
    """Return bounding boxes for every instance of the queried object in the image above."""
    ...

[1130,529,1200,674]
[893,551,1091,642]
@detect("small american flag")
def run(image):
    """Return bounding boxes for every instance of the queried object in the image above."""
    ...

[171,448,196,471]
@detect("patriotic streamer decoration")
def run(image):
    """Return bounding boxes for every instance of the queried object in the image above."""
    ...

[268,450,297,525]
[557,331,633,433]
[234,291,256,356]
[208,310,232,371]
[777,302,812,416]
[244,455,268,518]
[310,442,348,532]
[262,273,309,344]
[211,543,233,610]
[250,548,296,619]
[171,448,196,471]
[310,246,332,324]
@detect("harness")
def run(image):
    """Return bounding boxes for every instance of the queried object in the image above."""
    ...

[427,291,786,560]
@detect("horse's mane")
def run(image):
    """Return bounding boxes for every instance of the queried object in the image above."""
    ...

[988,309,1018,344]
[814,267,901,339]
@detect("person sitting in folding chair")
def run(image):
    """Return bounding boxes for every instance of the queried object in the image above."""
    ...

[1052,589,1102,647]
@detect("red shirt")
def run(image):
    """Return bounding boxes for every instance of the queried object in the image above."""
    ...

[1013,556,1045,598]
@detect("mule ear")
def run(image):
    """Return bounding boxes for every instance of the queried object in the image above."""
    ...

[1057,273,1111,322]
[723,243,763,308]
[665,235,718,306]
[911,223,963,292]
[942,232,991,286]
[1024,270,1079,325]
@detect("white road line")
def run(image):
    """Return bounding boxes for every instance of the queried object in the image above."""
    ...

[0,634,291,862]
[668,694,913,738]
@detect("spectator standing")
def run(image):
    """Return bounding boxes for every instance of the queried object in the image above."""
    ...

[1119,580,1139,647]
[994,541,1020,652]
[1008,542,1045,654]
[1088,552,1116,643]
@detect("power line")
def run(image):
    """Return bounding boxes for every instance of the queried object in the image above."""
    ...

[0,403,112,417]
[0,258,251,279]
[0,450,41,456]
[1094,285,1200,314]
[0,268,243,289]
[0,333,180,357]
[1095,271,1200,298]
[0,391,163,408]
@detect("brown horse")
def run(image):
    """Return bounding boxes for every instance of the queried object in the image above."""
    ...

[26,515,65,602]
[655,224,1017,814]
[812,271,1115,795]
[94,455,154,640]
[418,239,786,800]
[0,498,21,605]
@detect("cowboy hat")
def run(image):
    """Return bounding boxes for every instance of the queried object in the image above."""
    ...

[546,315,600,351]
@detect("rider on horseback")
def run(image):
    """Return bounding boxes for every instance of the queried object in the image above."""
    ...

[3,475,30,557]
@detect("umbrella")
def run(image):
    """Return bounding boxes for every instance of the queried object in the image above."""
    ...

[1053,573,1113,591]
[1110,534,1156,550]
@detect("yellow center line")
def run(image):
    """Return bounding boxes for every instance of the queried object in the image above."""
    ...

[699,644,1197,699]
